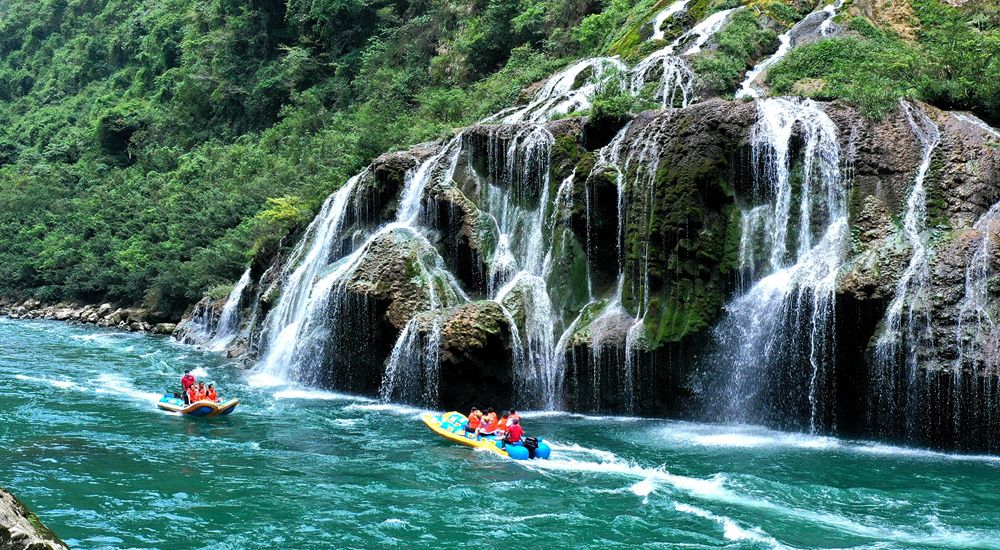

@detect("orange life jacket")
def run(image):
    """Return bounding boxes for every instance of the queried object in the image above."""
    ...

[498,417,508,431]
[186,387,199,402]
[206,388,218,401]
[482,416,499,432]
[467,412,482,429]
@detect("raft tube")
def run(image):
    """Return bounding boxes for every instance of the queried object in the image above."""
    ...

[422,411,551,460]
[157,395,239,417]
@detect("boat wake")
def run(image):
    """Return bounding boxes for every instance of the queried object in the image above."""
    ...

[674,502,784,548]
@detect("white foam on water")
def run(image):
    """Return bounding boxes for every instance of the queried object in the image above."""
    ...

[547,441,618,462]
[630,476,656,504]
[520,410,643,422]
[343,402,428,416]
[652,420,1000,464]
[14,374,79,390]
[273,388,371,402]
[93,373,162,404]
[674,502,785,548]
[521,454,731,501]
[246,371,286,388]
[188,367,209,378]
[852,443,1000,464]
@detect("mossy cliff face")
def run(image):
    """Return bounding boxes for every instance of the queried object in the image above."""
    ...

[418,301,516,410]
[830,105,1000,449]
[0,488,67,550]
[184,93,1000,450]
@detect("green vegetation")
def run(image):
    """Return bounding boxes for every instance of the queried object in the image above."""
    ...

[1,0,997,320]
[0,0,621,316]
[768,0,1000,121]
[691,8,777,97]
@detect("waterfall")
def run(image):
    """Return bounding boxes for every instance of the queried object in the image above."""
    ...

[870,101,940,437]
[650,0,690,41]
[631,8,738,109]
[254,173,363,380]
[479,125,566,408]
[953,113,1000,140]
[488,57,627,124]
[679,8,738,55]
[708,97,846,431]
[256,137,466,386]
[735,0,845,99]
[207,267,252,351]
[492,4,739,125]
[565,114,676,412]
[630,55,695,109]
[955,203,1000,371]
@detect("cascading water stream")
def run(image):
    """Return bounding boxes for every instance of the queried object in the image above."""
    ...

[679,8,738,55]
[492,3,739,126]
[255,173,364,378]
[650,0,690,41]
[571,115,675,411]
[488,57,627,124]
[870,101,940,436]
[709,97,846,432]
[954,203,1000,372]
[735,0,845,99]
[208,267,252,351]
[631,8,737,109]
[479,125,567,408]
[256,138,466,386]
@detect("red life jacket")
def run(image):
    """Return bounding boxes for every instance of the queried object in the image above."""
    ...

[506,424,523,443]
[181,374,195,391]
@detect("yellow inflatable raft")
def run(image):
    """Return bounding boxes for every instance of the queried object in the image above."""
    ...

[157,394,239,417]
[421,411,551,460]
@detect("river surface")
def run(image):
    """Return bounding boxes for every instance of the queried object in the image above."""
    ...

[3,319,1000,549]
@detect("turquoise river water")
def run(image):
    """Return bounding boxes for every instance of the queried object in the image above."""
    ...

[3,318,1000,549]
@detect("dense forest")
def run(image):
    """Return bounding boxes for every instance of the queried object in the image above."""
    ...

[0,0,997,318]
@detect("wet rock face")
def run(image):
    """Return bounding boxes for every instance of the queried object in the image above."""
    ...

[308,229,457,394]
[836,104,1000,378]
[434,301,515,410]
[0,489,67,550]
[194,95,1000,448]
[345,148,437,230]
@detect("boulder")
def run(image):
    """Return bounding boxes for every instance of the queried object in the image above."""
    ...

[0,488,67,550]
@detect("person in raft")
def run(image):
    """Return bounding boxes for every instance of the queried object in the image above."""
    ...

[475,408,500,438]
[180,370,196,404]
[188,382,209,403]
[206,383,218,402]
[496,411,510,437]
[464,408,483,435]
[501,417,523,448]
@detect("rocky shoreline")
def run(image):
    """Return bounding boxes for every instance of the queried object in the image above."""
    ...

[0,298,177,335]
[0,488,66,550]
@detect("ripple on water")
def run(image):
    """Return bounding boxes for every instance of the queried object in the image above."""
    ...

[5,319,1000,549]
